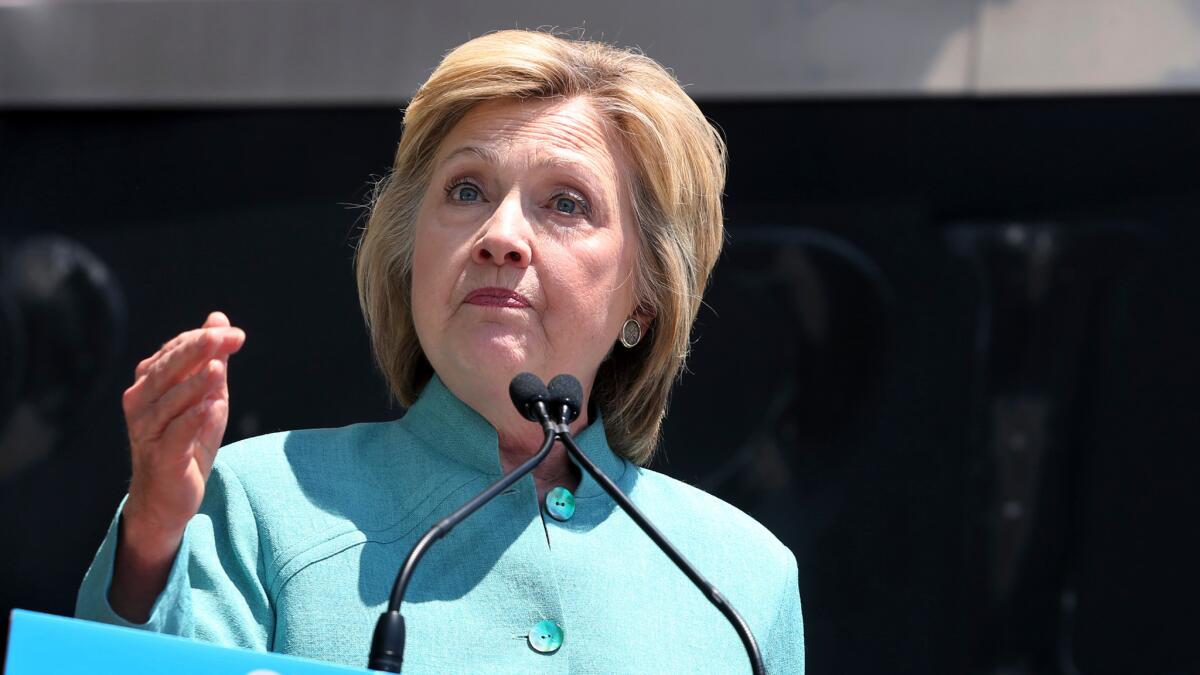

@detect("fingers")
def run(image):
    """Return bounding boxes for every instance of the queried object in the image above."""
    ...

[143,398,209,469]
[134,312,241,378]
[135,325,245,380]
[203,313,236,371]
[157,396,219,462]
[136,326,203,377]
[194,397,229,473]
[135,359,226,445]
[157,395,228,478]
[126,323,245,414]
[206,312,236,369]
[202,311,231,329]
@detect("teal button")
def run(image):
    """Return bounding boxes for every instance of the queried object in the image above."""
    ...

[544,486,576,521]
[528,619,563,654]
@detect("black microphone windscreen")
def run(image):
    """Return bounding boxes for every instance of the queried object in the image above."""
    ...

[509,372,549,422]
[547,374,584,423]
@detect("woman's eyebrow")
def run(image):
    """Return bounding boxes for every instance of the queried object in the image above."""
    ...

[441,145,502,166]
[531,153,609,190]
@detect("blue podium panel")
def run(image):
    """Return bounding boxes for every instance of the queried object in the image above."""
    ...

[5,610,374,675]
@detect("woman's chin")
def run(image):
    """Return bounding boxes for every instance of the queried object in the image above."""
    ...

[453,330,537,372]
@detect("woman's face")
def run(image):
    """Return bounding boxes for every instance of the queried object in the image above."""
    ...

[411,96,640,403]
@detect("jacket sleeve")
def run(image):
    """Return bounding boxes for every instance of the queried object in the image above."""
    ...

[74,460,274,651]
[763,552,806,675]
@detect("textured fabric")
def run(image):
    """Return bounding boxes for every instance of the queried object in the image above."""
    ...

[77,375,805,673]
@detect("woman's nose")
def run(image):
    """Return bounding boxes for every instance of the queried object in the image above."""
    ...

[471,199,533,267]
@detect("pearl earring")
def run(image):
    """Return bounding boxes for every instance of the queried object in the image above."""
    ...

[619,318,642,348]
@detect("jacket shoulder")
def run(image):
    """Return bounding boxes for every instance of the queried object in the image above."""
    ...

[214,419,405,475]
[631,466,797,572]
[206,419,451,534]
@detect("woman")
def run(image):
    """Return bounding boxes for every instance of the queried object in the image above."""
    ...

[77,30,805,673]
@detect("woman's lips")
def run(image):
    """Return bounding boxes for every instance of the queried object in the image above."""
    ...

[463,287,532,308]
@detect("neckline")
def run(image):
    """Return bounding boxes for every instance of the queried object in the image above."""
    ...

[398,374,629,499]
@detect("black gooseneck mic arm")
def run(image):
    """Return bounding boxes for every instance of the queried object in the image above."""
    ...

[546,375,767,675]
[368,372,766,674]
[367,374,557,673]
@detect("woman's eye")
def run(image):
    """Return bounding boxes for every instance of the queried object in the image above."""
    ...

[451,184,481,202]
[551,192,588,216]
[554,196,578,214]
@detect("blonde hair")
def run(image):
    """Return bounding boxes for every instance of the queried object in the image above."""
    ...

[356,29,726,465]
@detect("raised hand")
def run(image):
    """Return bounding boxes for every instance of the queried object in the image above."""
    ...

[110,311,245,621]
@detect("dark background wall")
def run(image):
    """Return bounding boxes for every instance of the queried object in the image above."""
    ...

[2,97,1197,674]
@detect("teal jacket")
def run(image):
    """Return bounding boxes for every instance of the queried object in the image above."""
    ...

[76,375,805,673]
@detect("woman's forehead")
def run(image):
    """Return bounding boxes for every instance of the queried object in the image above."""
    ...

[436,97,627,179]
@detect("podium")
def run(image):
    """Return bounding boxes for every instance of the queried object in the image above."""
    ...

[5,610,372,674]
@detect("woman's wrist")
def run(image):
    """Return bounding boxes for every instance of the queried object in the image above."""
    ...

[109,500,186,623]
[119,496,187,565]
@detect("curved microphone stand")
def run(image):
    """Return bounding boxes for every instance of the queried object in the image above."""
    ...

[368,373,767,674]
[545,374,766,675]
[367,376,556,673]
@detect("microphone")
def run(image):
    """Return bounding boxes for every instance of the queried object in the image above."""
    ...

[368,373,557,672]
[545,374,767,675]
[545,374,582,426]
[510,372,554,430]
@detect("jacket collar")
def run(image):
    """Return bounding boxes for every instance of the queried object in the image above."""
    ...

[399,373,629,499]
